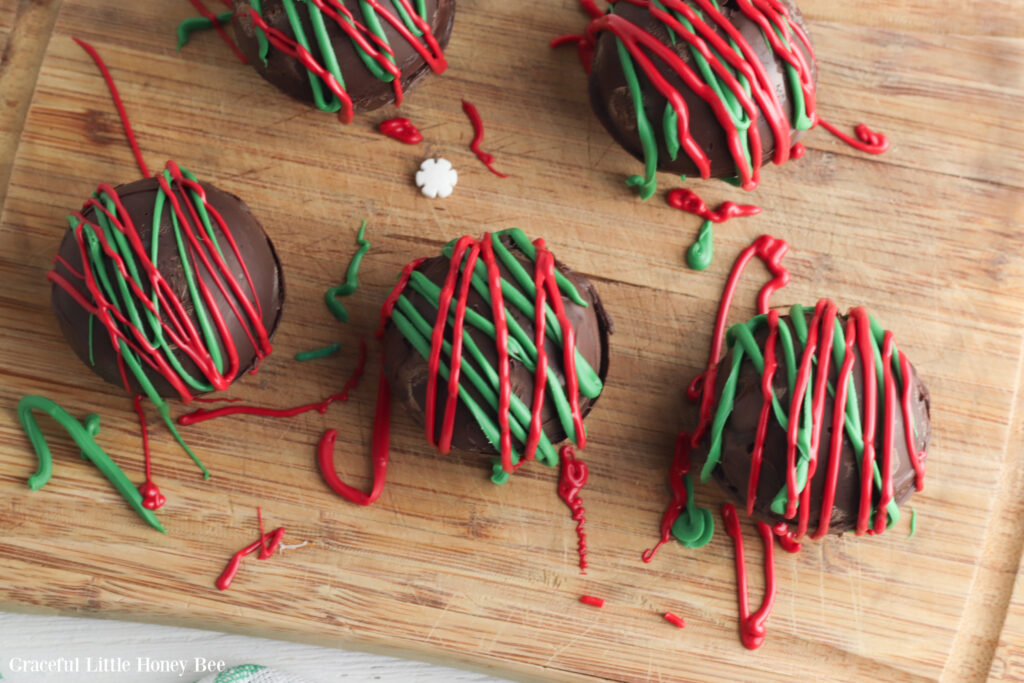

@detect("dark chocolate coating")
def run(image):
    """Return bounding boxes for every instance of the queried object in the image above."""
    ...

[695,310,931,534]
[51,177,284,398]
[232,0,455,113]
[588,0,816,179]
[383,236,613,455]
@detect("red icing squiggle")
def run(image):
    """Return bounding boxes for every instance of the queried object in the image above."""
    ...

[216,508,285,591]
[177,340,367,425]
[818,119,889,155]
[666,189,760,223]
[688,235,790,444]
[722,503,775,650]
[558,445,589,574]
[641,431,692,563]
[378,117,423,144]
[772,522,801,554]
[462,100,508,178]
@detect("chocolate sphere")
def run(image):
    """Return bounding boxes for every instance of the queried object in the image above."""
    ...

[382,231,613,457]
[51,175,284,399]
[695,305,930,535]
[232,0,455,114]
[587,0,816,184]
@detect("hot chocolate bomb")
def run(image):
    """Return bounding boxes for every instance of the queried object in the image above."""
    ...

[231,0,455,117]
[50,170,284,400]
[695,303,930,536]
[381,230,612,477]
[583,0,817,196]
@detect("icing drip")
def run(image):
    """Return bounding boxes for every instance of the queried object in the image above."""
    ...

[558,445,590,573]
[184,0,248,63]
[133,394,166,510]
[722,503,775,650]
[641,431,713,563]
[555,1,889,198]
[244,0,448,123]
[462,100,508,178]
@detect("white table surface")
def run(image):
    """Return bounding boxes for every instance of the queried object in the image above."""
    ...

[0,612,507,683]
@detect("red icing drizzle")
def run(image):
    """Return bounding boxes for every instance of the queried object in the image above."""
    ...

[178,340,367,426]
[580,595,605,608]
[663,612,686,628]
[641,431,692,563]
[688,235,790,445]
[133,395,165,510]
[461,100,508,178]
[378,117,423,144]
[558,445,589,574]
[216,508,285,591]
[722,504,775,650]
[246,1,447,125]
[818,120,889,155]
[187,0,248,64]
[771,522,801,554]
[666,189,760,223]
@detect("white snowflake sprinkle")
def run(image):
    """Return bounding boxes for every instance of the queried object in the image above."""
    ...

[415,157,458,199]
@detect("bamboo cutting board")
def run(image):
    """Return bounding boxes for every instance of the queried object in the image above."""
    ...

[1,0,1023,680]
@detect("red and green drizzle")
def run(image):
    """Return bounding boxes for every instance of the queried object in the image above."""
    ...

[555,0,888,199]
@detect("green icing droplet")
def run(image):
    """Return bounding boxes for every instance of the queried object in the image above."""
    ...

[686,220,714,271]
[670,472,714,548]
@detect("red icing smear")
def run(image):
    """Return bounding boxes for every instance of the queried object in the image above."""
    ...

[688,235,790,445]
[666,188,760,223]
[772,522,801,554]
[722,504,775,650]
[461,100,508,178]
[133,395,165,510]
[72,38,149,176]
[558,445,590,574]
[216,510,285,591]
[818,119,889,155]
[187,0,248,64]
[178,340,367,426]
[378,117,423,144]
[49,163,273,403]
[246,1,447,125]
[663,612,686,628]
[580,595,605,608]
[641,431,692,563]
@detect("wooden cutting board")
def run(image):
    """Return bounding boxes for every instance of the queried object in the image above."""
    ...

[1,0,1022,680]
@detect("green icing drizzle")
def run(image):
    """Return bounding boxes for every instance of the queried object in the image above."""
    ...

[295,341,342,361]
[686,220,714,270]
[392,229,604,484]
[908,507,917,538]
[176,11,236,51]
[18,395,166,533]
[87,314,96,366]
[325,220,371,322]
[703,305,906,529]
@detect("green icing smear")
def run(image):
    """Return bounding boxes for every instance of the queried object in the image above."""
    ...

[610,0,815,199]
[671,471,714,548]
[391,229,604,484]
[176,11,236,51]
[686,220,714,271]
[18,395,165,533]
[295,341,342,361]
[325,220,371,322]
[702,304,908,531]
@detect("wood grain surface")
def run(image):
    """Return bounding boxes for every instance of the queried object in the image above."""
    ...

[1,1,1022,681]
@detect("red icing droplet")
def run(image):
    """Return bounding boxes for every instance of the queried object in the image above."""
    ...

[379,117,423,144]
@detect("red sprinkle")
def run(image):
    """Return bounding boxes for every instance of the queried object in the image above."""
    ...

[378,117,423,144]
[663,612,686,628]
[580,595,605,608]
[461,99,508,178]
